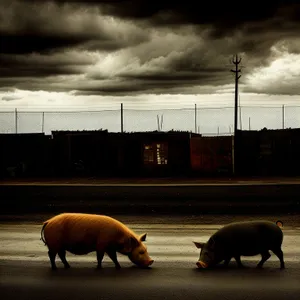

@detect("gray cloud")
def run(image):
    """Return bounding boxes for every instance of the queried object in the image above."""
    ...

[1,95,23,101]
[1,0,300,97]
[0,51,97,78]
[0,0,149,54]
[21,1,300,31]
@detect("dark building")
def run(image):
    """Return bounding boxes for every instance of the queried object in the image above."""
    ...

[2,128,300,179]
[51,130,110,177]
[129,131,196,177]
[0,133,52,178]
[235,128,300,176]
[190,135,233,175]
[50,130,196,177]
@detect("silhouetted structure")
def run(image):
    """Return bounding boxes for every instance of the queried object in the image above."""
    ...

[1,128,300,179]
[50,130,196,177]
[190,136,232,175]
[0,133,52,178]
[235,128,300,176]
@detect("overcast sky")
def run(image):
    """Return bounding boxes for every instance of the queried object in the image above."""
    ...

[1,0,300,110]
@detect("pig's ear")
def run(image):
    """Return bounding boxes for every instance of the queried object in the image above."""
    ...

[139,233,147,242]
[122,237,139,253]
[193,241,205,249]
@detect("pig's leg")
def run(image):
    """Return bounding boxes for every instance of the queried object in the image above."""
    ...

[234,256,245,268]
[223,257,232,267]
[96,251,105,269]
[48,250,57,270]
[96,241,107,269]
[106,248,121,269]
[271,248,285,269]
[256,251,271,268]
[58,250,70,269]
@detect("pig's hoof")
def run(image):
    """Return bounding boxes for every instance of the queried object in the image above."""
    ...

[64,265,70,269]
[96,265,102,270]
[238,265,249,270]
[238,264,246,269]
[115,265,121,270]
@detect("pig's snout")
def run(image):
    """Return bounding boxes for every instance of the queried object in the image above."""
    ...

[139,259,154,268]
[148,259,154,266]
[196,261,208,269]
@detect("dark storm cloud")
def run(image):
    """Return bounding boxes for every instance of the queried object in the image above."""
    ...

[0,0,150,83]
[0,52,95,77]
[0,77,77,93]
[83,30,260,94]
[20,1,300,28]
[1,0,300,96]
[74,68,233,96]
[118,67,228,84]
[0,0,149,54]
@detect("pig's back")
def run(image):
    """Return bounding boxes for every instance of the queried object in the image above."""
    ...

[51,213,133,236]
[44,213,135,252]
[213,221,283,255]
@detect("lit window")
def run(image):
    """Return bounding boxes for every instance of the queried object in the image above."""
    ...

[143,142,168,165]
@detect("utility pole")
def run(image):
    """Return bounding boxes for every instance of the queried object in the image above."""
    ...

[230,54,242,175]
[121,103,124,133]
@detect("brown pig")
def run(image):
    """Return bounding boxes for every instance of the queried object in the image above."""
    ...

[40,213,154,270]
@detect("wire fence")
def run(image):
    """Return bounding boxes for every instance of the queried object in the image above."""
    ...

[0,105,299,136]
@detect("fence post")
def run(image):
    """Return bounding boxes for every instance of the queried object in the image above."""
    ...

[41,112,45,133]
[239,104,242,130]
[194,104,197,133]
[282,105,285,129]
[121,103,124,133]
[232,135,235,175]
[15,108,18,134]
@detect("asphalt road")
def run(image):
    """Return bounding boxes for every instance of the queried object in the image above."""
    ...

[1,215,300,300]
[2,176,300,185]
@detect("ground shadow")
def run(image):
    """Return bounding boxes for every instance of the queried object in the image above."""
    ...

[192,260,286,277]
[43,262,155,281]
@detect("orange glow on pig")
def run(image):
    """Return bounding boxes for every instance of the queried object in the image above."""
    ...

[41,213,154,270]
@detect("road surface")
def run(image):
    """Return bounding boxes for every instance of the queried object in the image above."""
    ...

[1,215,300,300]
[2,176,300,185]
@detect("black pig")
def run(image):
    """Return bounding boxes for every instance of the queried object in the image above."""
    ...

[193,220,285,269]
